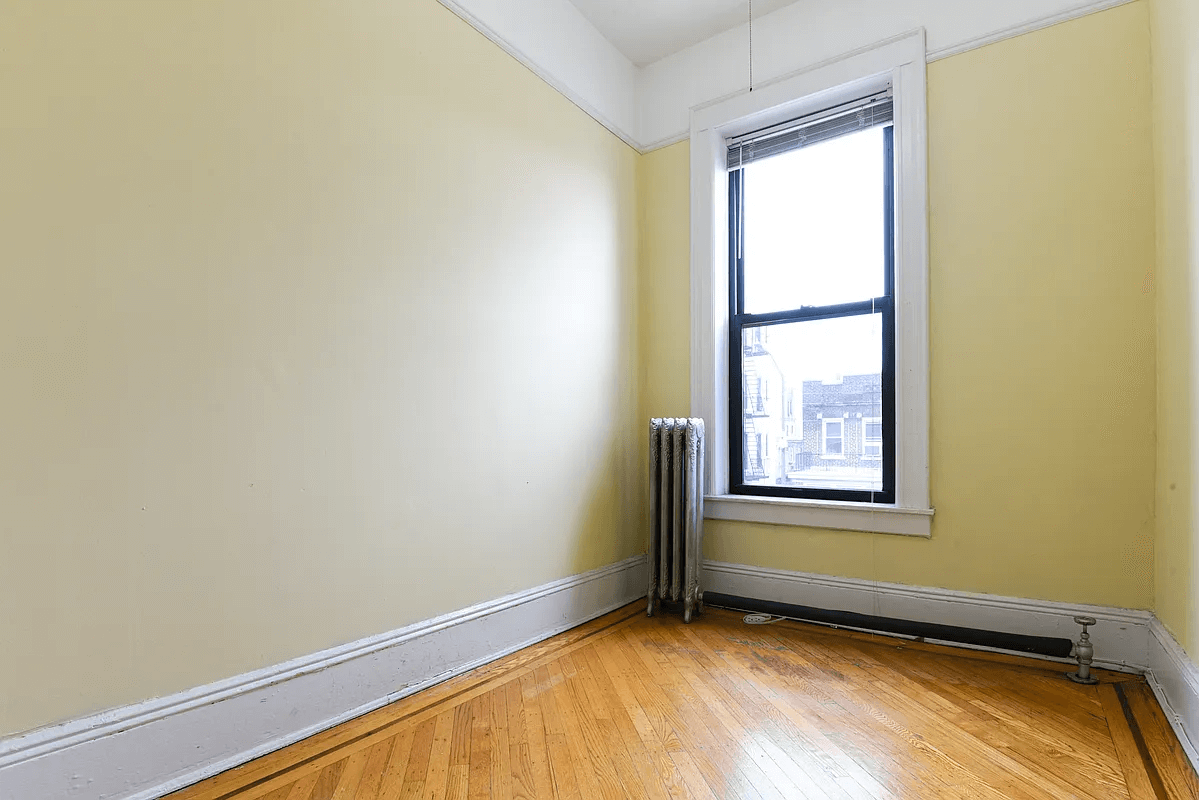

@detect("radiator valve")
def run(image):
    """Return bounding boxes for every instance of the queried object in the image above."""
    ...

[1066,616,1099,685]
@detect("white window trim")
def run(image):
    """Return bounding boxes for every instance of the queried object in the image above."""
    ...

[821,418,845,459]
[689,30,932,538]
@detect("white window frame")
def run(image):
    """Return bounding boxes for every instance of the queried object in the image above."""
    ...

[863,416,883,460]
[821,418,845,459]
[690,30,933,537]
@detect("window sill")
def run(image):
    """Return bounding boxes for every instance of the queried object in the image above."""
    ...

[705,494,933,537]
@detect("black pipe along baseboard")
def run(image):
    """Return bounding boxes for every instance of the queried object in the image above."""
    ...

[703,592,1074,659]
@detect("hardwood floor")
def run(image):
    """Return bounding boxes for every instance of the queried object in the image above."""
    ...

[167,604,1199,800]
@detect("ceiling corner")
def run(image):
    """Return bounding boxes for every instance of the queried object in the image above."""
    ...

[437,0,646,150]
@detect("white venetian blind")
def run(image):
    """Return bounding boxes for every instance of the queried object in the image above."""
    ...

[727,89,893,171]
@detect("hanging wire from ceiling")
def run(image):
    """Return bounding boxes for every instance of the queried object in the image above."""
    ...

[748,0,754,91]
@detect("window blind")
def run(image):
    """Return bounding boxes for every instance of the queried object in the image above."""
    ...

[727,90,892,170]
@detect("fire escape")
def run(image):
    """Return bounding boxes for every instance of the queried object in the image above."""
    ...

[742,330,769,481]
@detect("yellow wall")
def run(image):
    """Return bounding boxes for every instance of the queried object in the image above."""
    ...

[0,1,644,736]
[0,0,1173,742]
[1152,0,1199,657]
[638,144,693,419]
[640,2,1158,609]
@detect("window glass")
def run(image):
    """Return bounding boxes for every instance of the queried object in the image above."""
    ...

[864,418,883,458]
[742,126,886,314]
[739,314,883,491]
[731,111,893,501]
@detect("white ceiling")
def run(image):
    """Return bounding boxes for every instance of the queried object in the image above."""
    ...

[567,0,801,67]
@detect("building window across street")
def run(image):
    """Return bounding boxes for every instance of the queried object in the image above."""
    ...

[863,416,883,459]
[822,418,844,457]
[728,91,896,503]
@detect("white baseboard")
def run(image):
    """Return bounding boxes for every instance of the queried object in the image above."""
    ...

[1147,618,1199,767]
[0,556,647,800]
[8,556,1198,799]
[702,560,1152,672]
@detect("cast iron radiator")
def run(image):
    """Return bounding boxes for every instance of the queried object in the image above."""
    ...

[647,418,706,622]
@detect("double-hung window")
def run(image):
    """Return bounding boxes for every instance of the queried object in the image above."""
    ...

[728,92,895,503]
[689,31,932,536]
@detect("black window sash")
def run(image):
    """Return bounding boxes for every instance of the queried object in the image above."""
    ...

[728,125,895,504]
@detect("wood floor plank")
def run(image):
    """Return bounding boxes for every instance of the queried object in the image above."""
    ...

[444,766,468,800]
[566,650,657,799]
[1099,684,1161,800]
[564,649,665,800]
[257,786,295,800]
[619,627,773,800]
[166,605,642,800]
[707,622,959,797]
[353,739,396,800]
[897,652,1112,750]
[282,774,320,800]
[306,760,346,800]
[577,644,684,800]
[403,718,438,785]
[398,718,438,800]
[546,658,623,799]
[589,652,695,800]
[1122,683,1199,800]
[793,637,1097,799]
[713,617,1042,799]
[488,688,514,800]
[397,781,424,800]
[422,713,455,800]
[514,674,557,800]
[845,653,1126,799]
[749,620,1033,792]
[327,749,369,800]
[956,687,1129,798]
[448,701,473,769]
[604,632,748,798]
[666,750,721,800]
[375,729,416,800]
[165,604,1198,800]
[648,627,838,800]
[467,695,493,800]
[502,681,535,800]
[673,623,881,800]
[532,665,584,800]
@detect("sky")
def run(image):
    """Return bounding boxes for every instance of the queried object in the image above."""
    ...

[742,125,886,383]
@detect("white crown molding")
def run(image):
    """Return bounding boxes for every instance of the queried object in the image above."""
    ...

[438,0,1138,153]
[924,0,1137,62]
[0,556,647,800]
[638,0,1139,149]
